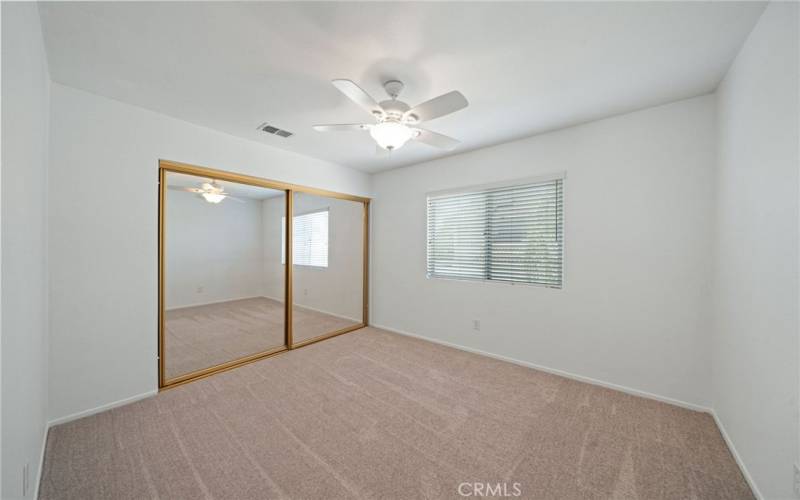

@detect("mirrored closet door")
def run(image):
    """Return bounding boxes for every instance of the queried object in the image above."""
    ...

[290,192,366,347]
[159,161,369,388]
[161,170,287,384]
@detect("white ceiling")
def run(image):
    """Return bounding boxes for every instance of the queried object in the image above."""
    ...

[39,1,765,173]
[166,172,283,200]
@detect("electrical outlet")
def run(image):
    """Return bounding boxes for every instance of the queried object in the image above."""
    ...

[472,319,481,331]
[303,288,308,296]
[196,286,204,293]
[22,462,29,497]
[794,463,800,497]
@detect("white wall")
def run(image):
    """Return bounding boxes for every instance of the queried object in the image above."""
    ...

[712,2,799,498]
[165,190,265,309]
[262,193,364,321]
[1,3,50,498]
[47,83,371,422]
[371,95,716,408]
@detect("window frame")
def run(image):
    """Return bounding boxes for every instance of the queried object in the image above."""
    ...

[282,207,330,269]
[425,173,566,289]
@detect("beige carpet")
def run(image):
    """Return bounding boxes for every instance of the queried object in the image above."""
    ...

[40,327,753,499]
[165,297,359,379]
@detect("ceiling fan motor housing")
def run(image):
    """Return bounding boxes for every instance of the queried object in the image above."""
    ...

[381,80,420,123]
[383,79,404,99]
[378,99,410,123]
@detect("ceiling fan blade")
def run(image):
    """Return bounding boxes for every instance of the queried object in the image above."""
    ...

[405,91,468,123]
[331,79,383,119]
[168,185,202,193]
[313,124,370,132]
[413,128,461,151]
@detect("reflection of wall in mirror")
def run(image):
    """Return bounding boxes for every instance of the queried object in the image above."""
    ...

[262,194,363,322]
[166,189,363,322]
[165,190,266,309]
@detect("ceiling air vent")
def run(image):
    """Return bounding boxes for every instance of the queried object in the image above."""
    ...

[257,122,293,138]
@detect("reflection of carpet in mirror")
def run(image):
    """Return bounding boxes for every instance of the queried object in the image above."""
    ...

[165,297,359,380]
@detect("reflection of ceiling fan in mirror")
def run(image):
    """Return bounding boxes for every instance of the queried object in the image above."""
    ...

[168,180,244,204]
[313,79,468,152]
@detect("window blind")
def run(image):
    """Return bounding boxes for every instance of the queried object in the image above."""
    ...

[427,178,563,288]
[282,209,329,267]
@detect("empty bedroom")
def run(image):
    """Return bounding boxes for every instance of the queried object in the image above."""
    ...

[1,1,798,499]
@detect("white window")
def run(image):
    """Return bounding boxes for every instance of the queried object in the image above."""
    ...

[282,209,329,267]
[427,177,563,288]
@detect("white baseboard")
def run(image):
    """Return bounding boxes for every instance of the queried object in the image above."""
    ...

[170,295,361,324]
[34,424,49,500]
[47,389,158,427]
[370,323,711,413]
[262,294,361,324]
[166,295,264,311]
[293,303,362,324]
[711,410,763,500]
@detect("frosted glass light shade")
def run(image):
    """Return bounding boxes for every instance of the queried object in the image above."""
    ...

[202,192,225,204]
[370,122,414,150]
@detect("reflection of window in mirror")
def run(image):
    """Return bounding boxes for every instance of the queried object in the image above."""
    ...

[281,209,329,267]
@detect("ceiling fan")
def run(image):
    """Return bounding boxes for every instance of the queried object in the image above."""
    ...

[168,180,244,204]
[313,79,468,152]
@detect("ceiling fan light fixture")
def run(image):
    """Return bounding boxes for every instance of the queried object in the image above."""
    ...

[201,192,226,204]
[370,121,414,150]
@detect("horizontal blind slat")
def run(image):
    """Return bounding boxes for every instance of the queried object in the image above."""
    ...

[283,210,329,267]
[427,178,563,287]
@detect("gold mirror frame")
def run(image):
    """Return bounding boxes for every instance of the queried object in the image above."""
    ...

[158,160,370,389]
